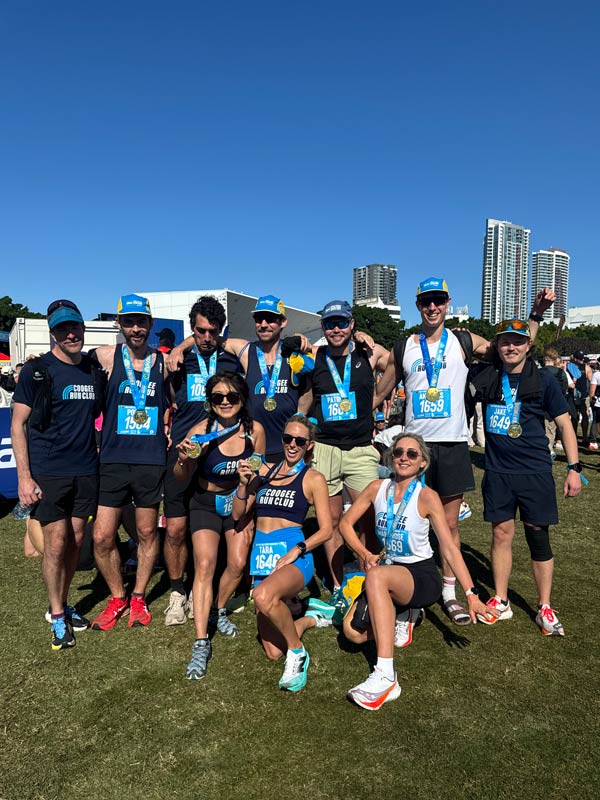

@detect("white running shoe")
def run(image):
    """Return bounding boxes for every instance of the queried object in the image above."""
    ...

[535,604,565,637]
[279,648,310,692]
[185,591,194,619]
[347,667,401,711]
[394,608,424,648]
[477,596,513,625]
[164,591,188,626]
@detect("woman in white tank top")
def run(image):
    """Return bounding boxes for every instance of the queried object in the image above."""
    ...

[339,432,498,711]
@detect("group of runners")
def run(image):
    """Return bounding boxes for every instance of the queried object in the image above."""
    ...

[11,278,582,710]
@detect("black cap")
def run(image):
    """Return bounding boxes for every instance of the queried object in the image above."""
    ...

[157,327,175,345]
[572,350,586,361]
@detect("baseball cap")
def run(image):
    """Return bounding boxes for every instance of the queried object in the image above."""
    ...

[572,350,585,361]
[157,327,175,344]
[117,294,152,316]
[374,411,386,422]
[416,277,449,297]
[253,295,286,317]
[47,299,84,329]
[495,319,531,338]
[321,300,353,321]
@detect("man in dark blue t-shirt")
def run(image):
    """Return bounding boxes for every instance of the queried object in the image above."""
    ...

[12,299,99,651]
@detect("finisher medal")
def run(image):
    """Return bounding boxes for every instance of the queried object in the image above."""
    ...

[507,423,522,439]
[247,453,263,472]
[133,410,148,425]
[339,398,352,413]
[264,397,277,411]
[186,441,201,459]
[425,387,440,402]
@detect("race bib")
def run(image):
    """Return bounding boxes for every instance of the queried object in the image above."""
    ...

[250,540,288,576]
[117,406,158,436]
[215,489,236,518]
[321,391,357,422]
[485,404,513,436]
[412,388,451,419]
[187,373,207,402]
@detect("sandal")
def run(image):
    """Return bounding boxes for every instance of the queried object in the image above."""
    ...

[443,598,471,626]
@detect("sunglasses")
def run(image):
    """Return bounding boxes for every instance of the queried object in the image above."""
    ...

[282,433,308,447]
[417,294,448,308]
[322,317,351,331]
[495,319,530,337]
[210,391,241,405]
[392,447,421,460]
[195,325,220,336]
[254,313,283,324]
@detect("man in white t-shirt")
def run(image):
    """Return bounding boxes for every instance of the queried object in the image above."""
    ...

[589,365,600,450]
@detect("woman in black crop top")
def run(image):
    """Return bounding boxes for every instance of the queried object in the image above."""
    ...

[174,371,265,681]
[232,414,332,693]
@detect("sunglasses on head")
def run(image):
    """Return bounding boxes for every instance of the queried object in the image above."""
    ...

[495,319,530,337]
[282,433,308,447]
[210,391,241,406]
[417,294,448,308]
[392,447,421,460]
[322,317,351,331]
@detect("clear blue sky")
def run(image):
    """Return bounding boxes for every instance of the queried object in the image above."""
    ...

[2,1,598,327]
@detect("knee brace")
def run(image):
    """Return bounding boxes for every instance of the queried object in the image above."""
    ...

[523,524,553,562]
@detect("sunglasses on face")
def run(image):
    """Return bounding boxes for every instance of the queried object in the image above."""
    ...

[417,294,448,308]
[322,317,351,331]
[210,391,241,406]
[255,313,282,325]
[392,447,421,460]
[282,433,308,447]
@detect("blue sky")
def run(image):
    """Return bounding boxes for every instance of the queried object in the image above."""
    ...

[2,1,598,327]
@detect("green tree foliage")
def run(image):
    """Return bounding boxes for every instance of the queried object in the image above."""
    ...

[0,296,45,332]
[351,305,405,349]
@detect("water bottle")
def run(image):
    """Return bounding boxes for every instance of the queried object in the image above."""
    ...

[11,487,40,520]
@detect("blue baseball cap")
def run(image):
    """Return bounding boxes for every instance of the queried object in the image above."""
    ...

[375,411,386,421]
[117,294,152,316]
[253,295,286,317]
[47,299,84,329]
[321,300,353,321]
[416,277,450,297]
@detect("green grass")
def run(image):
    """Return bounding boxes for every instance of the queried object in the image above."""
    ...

[1,452,599,800]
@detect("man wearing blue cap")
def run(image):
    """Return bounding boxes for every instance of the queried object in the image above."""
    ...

[12,299,100,650]
[91,294,169,631]
[374,278,554,624]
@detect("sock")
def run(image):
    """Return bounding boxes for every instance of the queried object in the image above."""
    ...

[132,592,144,598]
[376,657,395,681]
[290,646,305,655]
[194,637,209,645]
[171,578,186,595]
[442,576,457,603]
[51,612,65,621]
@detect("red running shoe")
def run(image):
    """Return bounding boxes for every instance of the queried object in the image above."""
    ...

[129,595,152,627]
[91,597,130,631]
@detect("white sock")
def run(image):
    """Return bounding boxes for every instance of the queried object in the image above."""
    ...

[376,657,395,682]
[442,576,457,603]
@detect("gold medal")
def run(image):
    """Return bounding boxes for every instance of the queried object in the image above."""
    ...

[426,387,440,402]
[133,409,148,425]
[507,423,522,439]
[186,441,201,459]
[339,398,352,413]
[264,397,277,411]
[247,453,263,472]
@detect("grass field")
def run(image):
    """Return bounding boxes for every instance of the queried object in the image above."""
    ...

[1,451,599,800]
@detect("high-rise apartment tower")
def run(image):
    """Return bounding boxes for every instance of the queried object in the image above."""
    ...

[531,248,570,320]
[481,219,531,324]
[352,263,401,322]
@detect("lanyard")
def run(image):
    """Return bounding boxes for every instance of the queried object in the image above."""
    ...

[501,372,522,430]
[419,329,448,390]
[191,421,241,445]
[325,343,353,400]
[385,478,418,550]
[256,343,283,401]
[193,346,217,381]
[121,344,152,411]
[265,458,306,482]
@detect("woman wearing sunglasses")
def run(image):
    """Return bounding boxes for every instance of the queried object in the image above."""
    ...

[339,433,496,710]
[174,371,265,680]
[233,414,332,692]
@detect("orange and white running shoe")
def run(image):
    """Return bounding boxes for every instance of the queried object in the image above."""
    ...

[91,597,130,631]
[477,596,513,625]
[347,668,401,711]
[535,604,565,636]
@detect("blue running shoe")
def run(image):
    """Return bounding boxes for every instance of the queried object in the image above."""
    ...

[279,648,310,692]
[327,587,349,625]
[306,598,336,627]
[51,617,75,651]
[186,638,212,680]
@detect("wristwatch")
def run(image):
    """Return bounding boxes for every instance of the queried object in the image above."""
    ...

[567,462,583,473]
[296,541,307,555]
[528,312,544,323]
[465,586,479,597]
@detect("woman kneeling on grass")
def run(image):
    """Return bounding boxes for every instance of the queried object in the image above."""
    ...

[339,433,498,711]
[233,414,332,692]
[174,371,265,681]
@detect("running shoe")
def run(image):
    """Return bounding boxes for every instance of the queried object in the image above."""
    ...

[91,597,130,631]
[589,442,599,451]
[347,668,401,710]
[394,607,424,648]
[279,648,310,692]
[458,501,472,521]
[129,595,152,627]
[226,590,249,614]
[45,604,90,632]
[186,591,194,619]
[306,598,336,628]
[554,442,564,450]
[51,617,75,651]
[327,587,349,626]
[164,591,188,626]
[535,604,565,637]
[209,607,238,637]
[476,596,513,625]
[186,638,212,680]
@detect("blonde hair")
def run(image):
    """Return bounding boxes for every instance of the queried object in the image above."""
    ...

[384,432,430,477]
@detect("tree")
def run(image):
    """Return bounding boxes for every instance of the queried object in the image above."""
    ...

[351,305,404,349]
[0,296,45,332]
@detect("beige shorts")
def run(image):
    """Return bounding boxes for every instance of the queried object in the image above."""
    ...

[312,442,380,496]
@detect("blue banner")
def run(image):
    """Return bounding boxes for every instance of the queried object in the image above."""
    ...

[0,408,18,500]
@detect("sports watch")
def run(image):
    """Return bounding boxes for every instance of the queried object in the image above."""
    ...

[465,587,479,597]
[567,462,583,473]
[296,541,307,555]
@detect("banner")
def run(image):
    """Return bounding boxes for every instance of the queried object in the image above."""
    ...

[0,408,18,500]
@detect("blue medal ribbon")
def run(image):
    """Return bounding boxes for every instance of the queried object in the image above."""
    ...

[193,346,217,382]
[419,329,448,391]
[121,344,152,412]
[191,421,241,445]
[501,371,521,429]
[385,478,418,557]
[256,344,283,402]
[325,343,353,401]
[265,458,306,483]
